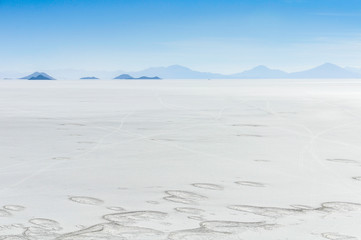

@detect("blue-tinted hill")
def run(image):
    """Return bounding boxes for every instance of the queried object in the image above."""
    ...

[114,74,161,80]
[21,72,55,80]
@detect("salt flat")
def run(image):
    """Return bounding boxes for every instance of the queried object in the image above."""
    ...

[1,79,361,239]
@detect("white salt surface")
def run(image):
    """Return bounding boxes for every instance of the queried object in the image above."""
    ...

[1,79,361,239]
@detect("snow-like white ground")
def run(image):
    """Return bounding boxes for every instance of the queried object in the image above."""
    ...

[1,79,361,240]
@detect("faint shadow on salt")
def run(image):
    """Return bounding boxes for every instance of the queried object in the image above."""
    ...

[0,209,11,217]
[3,205,25,211]
[254,159,271,162]
[321,232,357,240]
[58,222,166,240]
[175,207,205,215]
[235,181,265,187]
[29,218,62,231]
[187,216,205,221]
[164,190,207,205]
[326,159,359,164]
[69,196,104,205]
[228,205,303,218]
[231,124,266,127]
[228,201,361,219]
[102,211,168,224]
[106,206,125,211]
[168,220,277,240]
[236,134,263,137]
[191,183,224,191]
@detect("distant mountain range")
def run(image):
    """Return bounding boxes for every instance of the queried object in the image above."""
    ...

[288,63,360,79]
[2,63,361,80]
[125,65,225,79]
[114,74,161,80]
[124,63,361,79]
[230,65,288,79]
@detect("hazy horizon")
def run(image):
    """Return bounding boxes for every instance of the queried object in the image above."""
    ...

[1,0,361,73]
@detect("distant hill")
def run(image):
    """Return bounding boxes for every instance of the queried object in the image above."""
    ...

[126,65,226,79]
[114,74,134,79]
[138,76,161,79]
[345,67,361,75]
[114,74,161,80]
[80,76,99,79]
[230,65,288,79]
[21,72,55,80]
[289,63,361,79]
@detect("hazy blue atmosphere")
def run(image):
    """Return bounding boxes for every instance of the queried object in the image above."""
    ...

[1,0,361,73]
[3,1,361,239]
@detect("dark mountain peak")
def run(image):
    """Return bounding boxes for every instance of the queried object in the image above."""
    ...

[29,74,53,80]
[21,72,55,80]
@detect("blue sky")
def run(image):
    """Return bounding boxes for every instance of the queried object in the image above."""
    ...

[1,0,361,73]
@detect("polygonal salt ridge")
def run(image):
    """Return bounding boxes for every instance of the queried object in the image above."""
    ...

[234,181,265,187]
[0,224,25,237]
[231,123,266,127]
[352,176,361,181]
[68,196,104,205]
[106,206,126,211]
[191,183,224,190]
[228,201,361,219]
[228,205,305,218]
[164,196,195,205]
[188,216,205,221]
[0,236,27,240]
[175,207,205,215]
[57,222,166,240]
[289,204,315,210]
[321,232,358,240]
[56,224,104,239]
[165,191,207,200]
[103,211,168,224]
[200,221,277,233]
[236,134,263,137]
[164,190,207,205]
[29,218,62,231]
[0,209,12,217]
[23,226,61,239]
[168,227,238,240]
[59,123,85,126]
[52,157,70,160]
[326,159,359,164]
[0,224,25,230]
[319,202,361,212]
[3,205,25,211]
